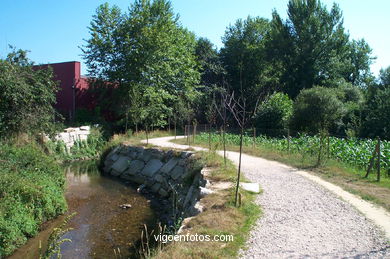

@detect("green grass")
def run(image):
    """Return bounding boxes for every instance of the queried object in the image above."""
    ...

[0,142,67,257]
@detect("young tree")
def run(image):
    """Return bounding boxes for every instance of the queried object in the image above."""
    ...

[226,91,260,207]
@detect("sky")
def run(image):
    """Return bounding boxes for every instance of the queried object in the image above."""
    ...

[0,0,389,76]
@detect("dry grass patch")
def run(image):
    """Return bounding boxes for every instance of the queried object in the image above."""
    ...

[151,151,261,259]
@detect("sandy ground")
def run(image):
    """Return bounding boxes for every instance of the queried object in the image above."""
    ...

[144,136,390,258]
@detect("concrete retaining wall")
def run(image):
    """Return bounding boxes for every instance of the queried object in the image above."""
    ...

[102,145,206,225]
[55,126,90,149]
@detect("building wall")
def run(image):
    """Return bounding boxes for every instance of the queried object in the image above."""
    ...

[35,61,90,120]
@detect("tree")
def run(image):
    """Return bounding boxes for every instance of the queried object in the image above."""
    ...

[226,91,260,207]
[254,92,293,134]
[291,86,345,133]
[221,16,270,112]
[0,48,59,138]
[82,0,200,131]
[379,66,390,87]
[344,39,376,87]
[361,68,390,139]
[267,0,349,98]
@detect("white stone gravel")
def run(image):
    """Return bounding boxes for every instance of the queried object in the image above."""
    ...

[145,136,390,258]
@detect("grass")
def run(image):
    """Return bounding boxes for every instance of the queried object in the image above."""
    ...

[98,130,260,258]
[173,135,390,212]
[0,142,67,257]
[150,150,261,258]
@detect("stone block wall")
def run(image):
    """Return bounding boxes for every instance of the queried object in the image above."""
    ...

[55,126,90,149]
[102,145,206,225]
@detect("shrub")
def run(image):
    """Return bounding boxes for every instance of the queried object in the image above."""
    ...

[0,143,67,257]
[254,92,293,132]
[291,86,345,133]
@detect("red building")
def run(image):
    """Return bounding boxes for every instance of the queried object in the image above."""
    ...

[34,61,98,121]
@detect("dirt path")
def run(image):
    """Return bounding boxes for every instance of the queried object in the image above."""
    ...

[144,136,390,258]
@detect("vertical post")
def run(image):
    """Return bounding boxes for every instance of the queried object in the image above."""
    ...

[208,124,211,150]
[174,120,177,140]
[235,127,244,207]
[185,125,188,145]
[327,135,330,159]
[252,127,256,148]
[193,123,196,144]
[287,129,290,152]
[377,137,381,182]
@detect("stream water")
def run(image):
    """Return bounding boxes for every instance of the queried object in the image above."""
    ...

[9,160,156,259]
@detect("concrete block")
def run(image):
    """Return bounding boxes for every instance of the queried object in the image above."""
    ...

[141,159,163,177]
[170,166,184,180]
[240,182,260,193]
[160,158,179,174]
[151,183,161,193]
[111,156,130,175]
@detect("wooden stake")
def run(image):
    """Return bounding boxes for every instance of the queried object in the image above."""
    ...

[252,127,256,148]
[377,137,381,182]
[365,140,379,178]
[287,129,290,152]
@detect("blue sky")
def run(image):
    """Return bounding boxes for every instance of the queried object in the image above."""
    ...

[0,0,389,76]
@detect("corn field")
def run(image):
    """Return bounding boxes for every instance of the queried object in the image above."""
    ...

[196,132,390,174]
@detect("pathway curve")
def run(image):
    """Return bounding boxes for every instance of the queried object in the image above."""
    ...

[143,136,390,258]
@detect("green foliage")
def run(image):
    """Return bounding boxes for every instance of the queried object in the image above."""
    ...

[0,143,67,257]
[196,132,390,174]
[0,48,60,138]
[254,92,293,131]
[46,127,106,161]
[221,16,270,109]
[291,87,345,132]
[82,0,200,131]
[266,0,349,97]
[361,87,390,139]
[379,66,390,87]
[39,213,75,259]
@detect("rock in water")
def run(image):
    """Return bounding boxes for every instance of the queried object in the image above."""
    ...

[119,204,132,209]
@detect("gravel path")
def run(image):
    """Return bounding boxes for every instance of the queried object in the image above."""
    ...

[145,136,390,258]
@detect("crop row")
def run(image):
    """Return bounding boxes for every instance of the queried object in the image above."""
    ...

[196,132,390,173]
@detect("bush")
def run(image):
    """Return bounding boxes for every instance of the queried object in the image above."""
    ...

[254,92,293,132]
[0,143,67,257]
[291,86,345,133]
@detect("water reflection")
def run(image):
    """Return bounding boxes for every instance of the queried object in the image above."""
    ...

[9,160,156,259]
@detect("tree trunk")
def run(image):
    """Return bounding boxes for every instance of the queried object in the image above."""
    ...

[125,111,128,132]
[174,120,177,140]
[235,127,244,207]
[146,125,149,145]
[223,122,226,166]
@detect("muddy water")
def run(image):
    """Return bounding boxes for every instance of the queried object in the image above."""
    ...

[9,160,156,259]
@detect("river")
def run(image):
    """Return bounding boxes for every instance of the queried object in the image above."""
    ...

[9,160,156,259]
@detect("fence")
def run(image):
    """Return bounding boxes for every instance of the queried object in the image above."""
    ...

[183,124,390,181]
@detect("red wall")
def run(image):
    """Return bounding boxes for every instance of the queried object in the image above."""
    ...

[34,61,91,120]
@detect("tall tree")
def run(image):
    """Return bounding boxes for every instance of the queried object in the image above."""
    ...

[221,16,270,111]
[82,0,200,131]
[267,0,349,98]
